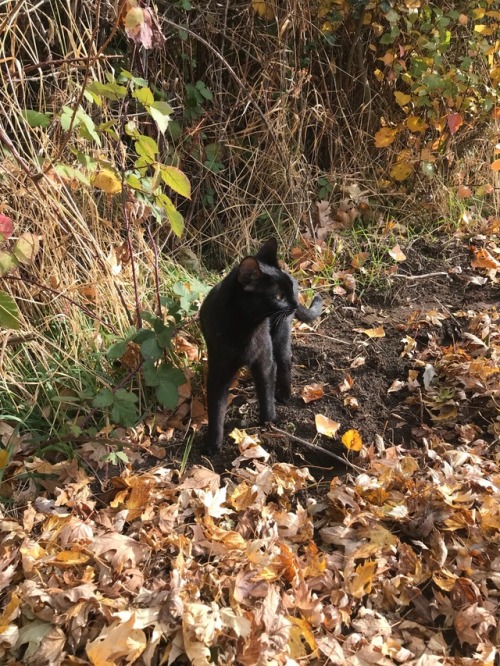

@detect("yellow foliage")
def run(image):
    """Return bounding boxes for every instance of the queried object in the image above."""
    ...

[374,127,398,148]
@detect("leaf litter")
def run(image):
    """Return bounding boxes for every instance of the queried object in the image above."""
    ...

[1,237,500,664]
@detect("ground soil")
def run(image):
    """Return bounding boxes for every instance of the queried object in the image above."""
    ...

[157,238,498,481]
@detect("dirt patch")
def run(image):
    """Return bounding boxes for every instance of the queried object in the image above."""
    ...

[152,238,498,478]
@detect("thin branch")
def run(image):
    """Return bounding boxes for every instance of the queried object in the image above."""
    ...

[269,425,364,472]
[392,272,450,280]
[2,275,118,334]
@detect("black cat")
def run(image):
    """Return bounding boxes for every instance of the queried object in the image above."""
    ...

[199,238,322,453]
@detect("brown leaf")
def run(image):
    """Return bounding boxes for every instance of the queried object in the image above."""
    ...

[354,325,385,338]
[351,251,370,268]
[301,383,325,403]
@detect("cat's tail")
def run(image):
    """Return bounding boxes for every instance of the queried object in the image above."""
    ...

[295,295,322,323]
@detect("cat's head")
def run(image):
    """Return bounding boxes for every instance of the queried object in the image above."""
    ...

[236,238,299,317]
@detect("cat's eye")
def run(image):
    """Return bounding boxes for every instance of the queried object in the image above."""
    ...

[275,292,284,301]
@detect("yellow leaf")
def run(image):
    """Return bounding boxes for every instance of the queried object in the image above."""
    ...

[251,0,274,19]
[406,115,428,132]
[472,8,486,19]
[315,414,340,438]
[388,243,407,262]
[51,550,91,566]
[394,91,412,107]
[374,127,398,148]
[474,24,493,35]
[87,614,146,665]
[490,159,500,171]
[287,616,318,657]
[354,325,385,338]
[349,560,377,598]
[93,169,122,194]
[390,159,414,181]
[0,448,9,470]
[341,429,363,451]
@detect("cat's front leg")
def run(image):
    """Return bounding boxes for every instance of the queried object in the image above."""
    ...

[272,315,293,403]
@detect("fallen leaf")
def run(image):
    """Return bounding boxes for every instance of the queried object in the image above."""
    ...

[388,244,407,262]
[351,251,370,268]
[350,356,366,368]
[354,325,385,338]
[349,560,377,598]
[301,383,325,403]
[315,414,340,438]
[388,379,405,393]
[87,613,147,665]
[341,429,363,451]
[490,159,500,171]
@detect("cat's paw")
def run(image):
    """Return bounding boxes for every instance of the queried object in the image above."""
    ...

[275,387,291,404]
[201,440,222,456]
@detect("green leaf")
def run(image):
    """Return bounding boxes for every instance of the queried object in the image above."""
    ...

[111,389,138,426]
[155,381,179,409]
[135,134,158,162]
[149,101,173,134]
[0,251,18,277]
[92,388,114,409]
[156,193,184,237]
[0,291,20,329]
[157,328,173,349]
[54,163,91,186]
[160,166,191,199]
[133,87,154,106]
[22,110,51,128]
[157,365,185,386]
[133,329,156,344]
[87,81,127,101]
[143,360,159,387]
[126,173,143,190]
[114,388,139,403]
[75,108,101,145]
[60,106,76,131]
[141,336,163,361]
[195,80,213,101]
[106,340,129,361]
[13,233,40,265]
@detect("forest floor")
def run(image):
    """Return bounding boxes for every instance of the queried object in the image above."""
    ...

[177,236,499,480]
[1,233,499,664]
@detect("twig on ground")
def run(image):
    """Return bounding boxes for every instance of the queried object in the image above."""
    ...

[392,272,449,280]
[269,425,364,473]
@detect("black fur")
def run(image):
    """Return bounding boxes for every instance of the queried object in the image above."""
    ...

[199,238,322,453]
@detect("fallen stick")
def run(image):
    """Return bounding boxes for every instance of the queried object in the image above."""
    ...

[392,272,449,280]
[269,425,364,473]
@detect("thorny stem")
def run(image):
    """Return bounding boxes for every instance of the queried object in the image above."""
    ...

[147,223,162,319]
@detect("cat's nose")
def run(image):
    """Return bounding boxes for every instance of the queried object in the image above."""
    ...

[291,300,299,309]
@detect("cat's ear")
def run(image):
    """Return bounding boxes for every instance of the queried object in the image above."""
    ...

[238,257,261,289]
[256,237,278,265]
